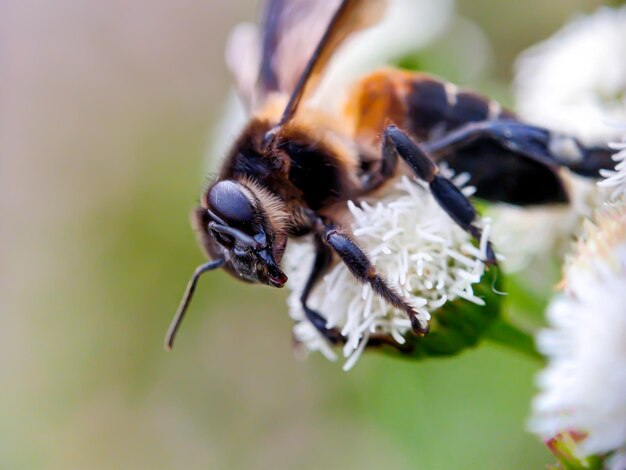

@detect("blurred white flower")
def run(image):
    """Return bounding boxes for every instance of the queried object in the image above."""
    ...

[529,204,626,469]
[489,173,601,272]
[515,7,626,144]
[599,139,626,201]
[490,135,626,273]
[283,171,492,371]
[313,0,454,111]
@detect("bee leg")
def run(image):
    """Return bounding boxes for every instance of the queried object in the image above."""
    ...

[424,121,615,178]
[298,237,418,350]
[299,236,344,344]
[318,221,429,336]
[360,134,399,192]
[384,125,496,264]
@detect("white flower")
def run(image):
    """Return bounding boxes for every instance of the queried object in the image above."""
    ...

[489,137,626,274]
[599,139,626,201]
[488,173,601,272]
[514,7,626,144]
[529,205,626,469]
[312,0,453,112]
[283,170,492,371]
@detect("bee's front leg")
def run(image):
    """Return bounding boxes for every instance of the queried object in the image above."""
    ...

[384,125,496,264]
[299,235,344,344]
[312,219,429,336]
[298,232,418,352]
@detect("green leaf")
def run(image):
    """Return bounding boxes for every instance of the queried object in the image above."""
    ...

[545,434,606,470]
[382,267,507,360]
[484,317,543,363]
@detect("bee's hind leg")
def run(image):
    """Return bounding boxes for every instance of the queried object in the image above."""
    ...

[384,124,496,264]
[423,120,615,178]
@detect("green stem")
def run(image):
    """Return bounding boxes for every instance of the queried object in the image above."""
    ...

[483,318,545,364]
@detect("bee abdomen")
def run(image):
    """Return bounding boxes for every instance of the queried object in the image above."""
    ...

[406,76,514,141]
[346,69,516,145]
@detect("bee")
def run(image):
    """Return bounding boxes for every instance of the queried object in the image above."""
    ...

[165,0,614,350]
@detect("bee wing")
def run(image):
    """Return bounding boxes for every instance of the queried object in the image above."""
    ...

[276,0,388,124]
[225,0,387,115]
[225,22,262,109]
[258,0,340,97]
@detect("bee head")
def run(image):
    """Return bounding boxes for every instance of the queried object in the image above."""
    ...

[201,179,288,288]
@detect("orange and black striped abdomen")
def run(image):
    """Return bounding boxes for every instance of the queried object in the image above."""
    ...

[345,69,571,206]
[345,69,515,146]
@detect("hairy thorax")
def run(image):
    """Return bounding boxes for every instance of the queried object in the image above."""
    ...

[220,94,364,234]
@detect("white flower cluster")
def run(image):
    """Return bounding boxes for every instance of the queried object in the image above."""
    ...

[599,139,626,201]
[530,205,626,470]
[522,1,626,442]
[488,173,601,272]
[504,7,626,273]
[515,7,626,144]
[283,172,491,370]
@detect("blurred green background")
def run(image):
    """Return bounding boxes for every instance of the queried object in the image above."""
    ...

[0,0,614,468]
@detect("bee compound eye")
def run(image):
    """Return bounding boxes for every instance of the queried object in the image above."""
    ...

[207,180,256,229]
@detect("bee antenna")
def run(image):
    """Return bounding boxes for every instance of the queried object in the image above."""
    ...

[165,259,225,351]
